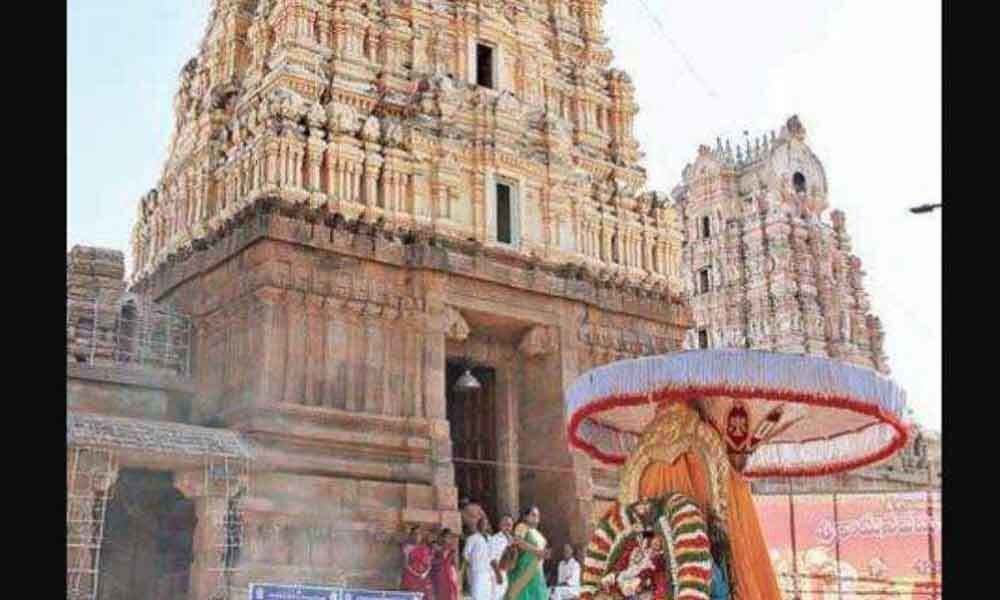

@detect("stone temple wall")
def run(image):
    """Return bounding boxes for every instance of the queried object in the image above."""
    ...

[67,245,193,376]
[67,246,127,365]
[129,204,689,593]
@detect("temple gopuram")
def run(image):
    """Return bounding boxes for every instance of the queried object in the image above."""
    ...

[70,1,691,598]
[66,1,937,599]
[670,118,939,494]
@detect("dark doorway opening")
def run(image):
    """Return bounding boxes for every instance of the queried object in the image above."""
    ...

[496,183,512,244]
[476,44,494,89]
[793,171,807,194]
[446,361,499,524]
[98,469,196,600]
[699,268,711,294]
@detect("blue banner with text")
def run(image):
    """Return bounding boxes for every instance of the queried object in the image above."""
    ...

[249,584,423,600]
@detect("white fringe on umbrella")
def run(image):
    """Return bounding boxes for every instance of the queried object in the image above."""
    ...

[566,350,909,476]
[746,422,899,474]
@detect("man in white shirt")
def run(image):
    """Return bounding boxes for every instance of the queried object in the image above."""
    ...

[460,497,487,536]
[464,516,495,600]
[488,515,514,600]
[550,544,581,600]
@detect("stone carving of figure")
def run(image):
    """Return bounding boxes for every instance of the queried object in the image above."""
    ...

[412,30,427,71]
[496,91,520,116]
[269,89,302,123]
[306,102,327,137]
[544,113,572,153]
[436,77,462,119]
[382,117,405,148]
[727,263,739,284]
[325,101,358,136]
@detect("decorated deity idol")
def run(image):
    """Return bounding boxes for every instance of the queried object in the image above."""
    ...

[567,350,911,600]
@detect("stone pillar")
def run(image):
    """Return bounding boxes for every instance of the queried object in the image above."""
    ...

[174,467,244,600]
[412,161,431,221]
[307,140,325,194]
[557,307,595,547]
[325,147,339,204]
[643,232,654,272]
[421,272,459,520]
[255,288,287,405]
[516,313,592,555]
[265,139,280,187]
[495,353,521,520]
[363,152,384,209]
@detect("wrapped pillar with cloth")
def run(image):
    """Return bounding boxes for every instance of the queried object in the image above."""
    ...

[565,350,911,600]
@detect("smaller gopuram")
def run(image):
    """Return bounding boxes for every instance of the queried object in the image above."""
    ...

[671,116,889,374]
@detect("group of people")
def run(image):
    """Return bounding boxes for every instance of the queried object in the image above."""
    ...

[400,501,581,600]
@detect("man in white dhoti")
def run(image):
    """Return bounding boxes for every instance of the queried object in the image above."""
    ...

[488,515,514,600]
[550,544,581,600]
[464,516,495,600]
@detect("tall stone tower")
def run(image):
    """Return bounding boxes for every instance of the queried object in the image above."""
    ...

[131,0,683,284]
[672,116,889,374]
[125,0,690,594]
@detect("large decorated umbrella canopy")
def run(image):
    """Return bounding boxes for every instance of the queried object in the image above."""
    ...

[566,350,910,478]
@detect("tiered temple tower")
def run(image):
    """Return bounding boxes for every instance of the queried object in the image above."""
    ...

[113,0,691,596]
[669,115,924,494]
[672,116,889,374]
[131,0,682,286]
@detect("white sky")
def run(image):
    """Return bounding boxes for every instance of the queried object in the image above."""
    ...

[67,1,941,430]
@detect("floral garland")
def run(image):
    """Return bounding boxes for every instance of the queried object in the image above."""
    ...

[581,503,629,597]
[580,494,713,600]
[656,494,712,600]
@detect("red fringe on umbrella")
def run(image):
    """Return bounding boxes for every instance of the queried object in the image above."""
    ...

[567,385,909,478]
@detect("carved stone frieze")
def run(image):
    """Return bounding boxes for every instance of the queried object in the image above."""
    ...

[518,325,557,356]
[444,306,470,341]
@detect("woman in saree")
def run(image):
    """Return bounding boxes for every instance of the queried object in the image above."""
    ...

[433,529,461,600]
[504,506,551,600]
[402,526,435,600]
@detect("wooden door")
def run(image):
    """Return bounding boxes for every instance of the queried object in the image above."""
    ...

[446,363,498,522]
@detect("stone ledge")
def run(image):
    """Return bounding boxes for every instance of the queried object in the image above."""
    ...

[67,411,251,458]
[218,402,436,439]
[67,362,194,394]
[247,443,434,484]
[132,202,689,326]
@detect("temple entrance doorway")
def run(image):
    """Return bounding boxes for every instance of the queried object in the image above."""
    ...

[446,360,500,524]
[98,468,196,600]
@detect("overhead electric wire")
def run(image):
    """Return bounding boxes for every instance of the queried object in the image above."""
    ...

[635,0,720,100]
